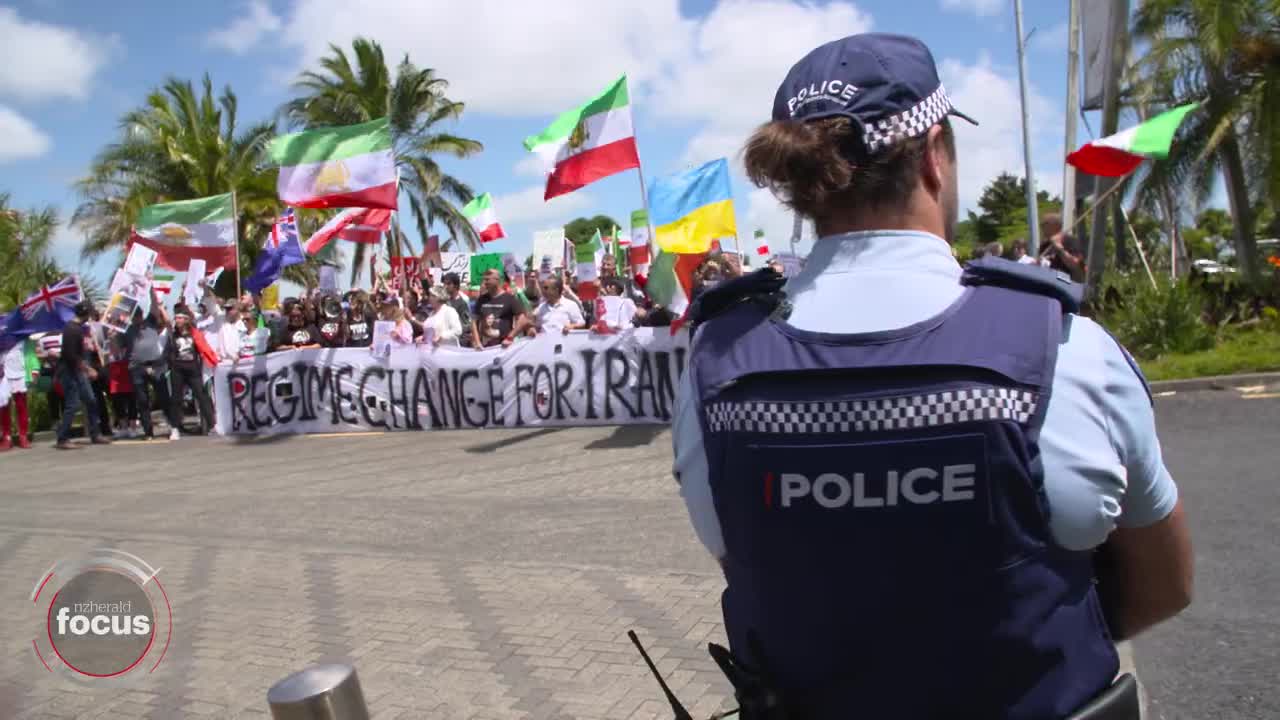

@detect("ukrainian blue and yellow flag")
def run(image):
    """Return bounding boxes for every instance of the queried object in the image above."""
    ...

[647,158,737,254]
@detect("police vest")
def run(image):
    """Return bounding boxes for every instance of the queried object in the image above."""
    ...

[687,259,1118,720]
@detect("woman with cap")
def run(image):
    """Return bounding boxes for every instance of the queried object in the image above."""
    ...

[166,305,217,436]
[673,32,1189,720]
[377,295,415,346]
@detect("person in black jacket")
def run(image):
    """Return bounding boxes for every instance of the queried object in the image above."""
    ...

[166,307,215,436]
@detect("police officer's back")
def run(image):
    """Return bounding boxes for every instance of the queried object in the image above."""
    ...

[673,33,1192,720]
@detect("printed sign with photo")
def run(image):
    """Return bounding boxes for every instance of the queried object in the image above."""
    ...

[123,244,158,278]
[103,292,141,333]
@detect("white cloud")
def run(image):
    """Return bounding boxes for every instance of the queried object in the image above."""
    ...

[513,153,548,178]
[491,185,593,228]
[0,7,113,103]
[940,0,1004,16]
[281,0,693,115]
[653,0,874,169]
[205,0,284,55]
[0,106,52,163]
[940,53,1061,213]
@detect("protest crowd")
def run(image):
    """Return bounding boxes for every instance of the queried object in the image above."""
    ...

[0,243,769,450]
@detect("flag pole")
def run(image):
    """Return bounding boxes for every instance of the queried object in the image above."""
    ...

[625,74,656,267]
[232,191,242,298]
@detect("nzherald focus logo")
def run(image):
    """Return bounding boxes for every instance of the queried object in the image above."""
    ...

[30,548,172,685]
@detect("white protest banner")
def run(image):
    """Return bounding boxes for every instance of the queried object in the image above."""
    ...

[123,243,158,278]
[213,328,690,435]
[182,258,206,309]
[532,229,565,268]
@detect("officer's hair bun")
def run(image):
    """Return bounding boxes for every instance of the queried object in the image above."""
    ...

[742,117,951,224]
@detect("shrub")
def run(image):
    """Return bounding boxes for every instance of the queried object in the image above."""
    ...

[1096,274,1215,358]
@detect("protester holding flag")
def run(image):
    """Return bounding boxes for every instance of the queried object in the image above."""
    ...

[1038,213,1086,282]
[0,340,32,450]
[54,301,111,450]
[166,308,217,435]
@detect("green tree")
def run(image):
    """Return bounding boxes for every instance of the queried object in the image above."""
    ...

[1129,0,1280,285]
[72,75,281,285]
[283,37,484,283]
[564,215,621,246]
[0,194,65,308]
[968,173,1061,252]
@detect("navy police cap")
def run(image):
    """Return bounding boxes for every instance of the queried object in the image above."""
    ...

[773,33,978,153]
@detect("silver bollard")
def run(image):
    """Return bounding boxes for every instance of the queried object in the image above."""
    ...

[267,663,371,720]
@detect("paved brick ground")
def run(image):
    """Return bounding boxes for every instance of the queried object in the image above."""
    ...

[0,424,1144,719]
[0,426,736,719]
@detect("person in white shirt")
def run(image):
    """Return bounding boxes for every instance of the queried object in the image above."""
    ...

[599,277,637,330]
[533,277,586,335]
[1011,238,1044,266]
[421,287,463,346]
[216,301,247,362]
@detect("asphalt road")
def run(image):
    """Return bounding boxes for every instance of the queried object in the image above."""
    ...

[0,385,1275,718]
[1132,386,1280,720]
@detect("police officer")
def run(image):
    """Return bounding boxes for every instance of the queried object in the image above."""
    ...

[673,33,1192,719]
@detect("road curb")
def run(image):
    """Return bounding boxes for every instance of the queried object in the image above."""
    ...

[1149,371,1280,394]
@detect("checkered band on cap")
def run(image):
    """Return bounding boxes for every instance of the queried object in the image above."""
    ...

[862,83,954,153]
[705,386,1039,434]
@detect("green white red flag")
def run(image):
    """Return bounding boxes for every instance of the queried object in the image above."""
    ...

[523,75,641,200]
[1067,102,1198,177]
[268,117,398,209]
[462,193,505,243]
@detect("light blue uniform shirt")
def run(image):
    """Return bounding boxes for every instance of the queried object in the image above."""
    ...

[673,230,1178,557]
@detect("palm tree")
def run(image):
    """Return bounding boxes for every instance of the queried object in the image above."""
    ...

[0,193,66,308]
[72,75,283,290]
[282,37,483,284]
[1129,0,1280,286]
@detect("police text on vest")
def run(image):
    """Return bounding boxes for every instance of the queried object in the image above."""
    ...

[777,465,976,508]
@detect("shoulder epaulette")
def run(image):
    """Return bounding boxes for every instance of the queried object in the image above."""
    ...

[961,256,1083,313]
[687,268,788,333]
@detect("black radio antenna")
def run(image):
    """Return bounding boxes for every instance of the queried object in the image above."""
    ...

[628,630,693,720]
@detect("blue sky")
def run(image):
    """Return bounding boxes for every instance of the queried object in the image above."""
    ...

[2,0,1108,288]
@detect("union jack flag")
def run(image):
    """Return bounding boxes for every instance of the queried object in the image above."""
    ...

[19,276,81,322]
[269,208,305,266]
